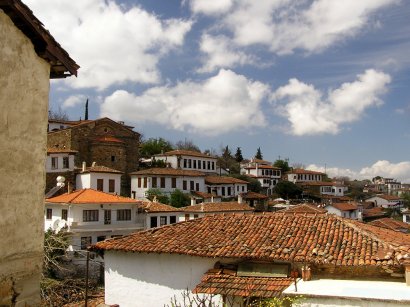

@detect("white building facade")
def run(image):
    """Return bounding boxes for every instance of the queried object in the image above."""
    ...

[76,165,123,195]
[155,150,218,174]
[45,148,77,173]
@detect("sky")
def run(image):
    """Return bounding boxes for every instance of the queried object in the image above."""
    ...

[26,0,410,181]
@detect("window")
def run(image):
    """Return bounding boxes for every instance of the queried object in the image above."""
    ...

[111,155,116,162]
[62,157,69,169]
[183,180,187,190]
[242,186,245,192]
[171,178,176,188]
[228,187,231,196]
[143,177,147,188]
[152,177,157,188]
[184,214,190,221]
[194,214,199,219]
[62,209,68,221]
[198,160,201,169]
[117,209,131,221]
[170,216,176,224]
[46,208,52,220]
[137,177,142,188]
[161,177,166,188]
[132,191,136,199]
[196,183,199,191]
[160,216,167,226]
[212,162,215,170]
[207,161,210,170]
[51,157,58,169]
[83,210,99,222]
[188,159,192,168]
[222,187,225,196]
[150,216,157,228]
[203,161,206,169]
[183,159,187,168]
[193,160,197,168]
[109,179,115,193]
[190,181,194,191]
[81,236,92,250]
[97,236,106,242]
[97,179,104,191]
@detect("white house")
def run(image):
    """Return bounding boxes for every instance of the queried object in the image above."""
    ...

[136,200,181,229]
[45,148,77,173]
[45,189,141,250]
[130,168,206,199]
[242,159,281,194]
[366,195,404,209]
[76,165,123,194]
[92,213,410,307]
[325,202,359,219]
[286,169,325,183]
[205,176,248,198]
[154,150,218,174]
[299,181,347,197]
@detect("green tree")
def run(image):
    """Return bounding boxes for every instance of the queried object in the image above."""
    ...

[145,188,169,204]
[274,181,302,199]
[175,139,201,152]
[43,229,70,277]
[84,98,89,120]
[255,147,263,160]
[229,174,262,193]
[140,137,174,158]
[170,189,190,208]
[273,159,290,173]
[218,145,240,174]
[235,147,244,162]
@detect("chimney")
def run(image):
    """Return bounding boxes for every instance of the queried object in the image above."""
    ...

[191,197,195,206]
[67,182,73,194]
[82,161,86,172]
[211,196,214,203]
[91,161,96,167]
[238,194,243,204]
[405,264,410,286]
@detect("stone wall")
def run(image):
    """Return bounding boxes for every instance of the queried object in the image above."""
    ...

[0,9,50,306]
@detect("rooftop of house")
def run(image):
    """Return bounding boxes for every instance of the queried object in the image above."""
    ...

[93,213,410,266]
[46,189,137,204]
[47,148,78,154]
[205,176,248,185]
[244,165,281,170]
[47,117,137,134]
[368,194,402,201]
[0,0,79,78]
[190,191,218,199]
[80,165,123,174]
[368,218,409,232]
[130,168,206,177]
[298,181,338,187]
[156,150,216,159]
[241,191,269,200]
[328,202,358,211]
[137,200,180,213]
[282,203,327,215]
[363,207,387,219]
[181,202,254,213]
[287,169,325,175]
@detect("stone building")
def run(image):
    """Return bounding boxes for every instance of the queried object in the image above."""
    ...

[47,117,140,195]
[0,0,78,305]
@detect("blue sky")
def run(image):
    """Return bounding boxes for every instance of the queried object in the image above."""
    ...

[26,0,410,181]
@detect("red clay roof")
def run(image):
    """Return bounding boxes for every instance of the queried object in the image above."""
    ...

[157,150,216,159]
[288,169,325,175]
[193,268,293,298]
[130,168,205,177]
[80,166,123,174]
[369,218,410,232]
[376,195,402,201]
[205,176,248,185]
[182,202,254,213]
[93,213,410,266]
[241,191,268,200]
[191,191,217,199]
[46,189,137,204]
[329,202,358,211]
[282,204,327,215]
[363,207,387,218]
[245,165,280,170]
[47,148,78,154]
[137,201,181,213]
[299,181,336,187]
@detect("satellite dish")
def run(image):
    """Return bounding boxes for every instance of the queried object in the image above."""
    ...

[52,219,67,233]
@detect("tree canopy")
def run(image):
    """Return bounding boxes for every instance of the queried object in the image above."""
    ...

[235,147,244,162]
[255,147,263,160]
[170,189,190,208]
[274,181,302,199]
[175,139,201,152]
[273,159,291,173]
[140,137,174,158]
[229,174,262,193]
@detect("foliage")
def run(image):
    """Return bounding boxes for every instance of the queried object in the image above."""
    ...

[255,147,263,160]
[230,174,262,193]
[151,158,168,168]
[146,188,170,204]
[235,147,244,162]
[165,289,219,307]
[175,139,201,152]
[170,189,190,208]
[43,229,70,277]
[274,181,302,199]
[217,145,240,174]
[48,106,69,121]
[273,159,290,173]
[140,137,174,158]
[401,192,410,208]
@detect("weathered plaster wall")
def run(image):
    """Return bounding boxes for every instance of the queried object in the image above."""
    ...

[0,9,50,306]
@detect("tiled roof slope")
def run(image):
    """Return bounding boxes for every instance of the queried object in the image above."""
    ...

[205,176,248,185]
[47,148,78,154]
[130,168,205,177]
[288,169,324,175]
[156,150,216,159]
[93,213,410,266]
[193,269,293,298]
[182,202,254,213]
[81,166,123,174]
[137,201,181,213]
[369,218,409,232]
[283,204,327,214]
[330,202,358,211]
[46,189,137,204]
[241,191,268,200]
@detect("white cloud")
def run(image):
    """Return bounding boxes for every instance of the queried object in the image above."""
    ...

[63,95,87,108]
[272,69,391,136]
[188,0,233,15]
[101,69,269,135]
[25,0,192,90]
[198,34,255,72]
[308,160,410,183]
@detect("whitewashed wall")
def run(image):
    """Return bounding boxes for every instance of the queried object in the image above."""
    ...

[76,172,122,194]
[45,154,75,173]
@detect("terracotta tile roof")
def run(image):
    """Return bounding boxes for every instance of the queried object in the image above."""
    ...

[369,218,410,232]
[94,136,124,143]
[47,148,78,154]
[329,202,358,211]
[241,191,268,200]
[130,168,206,177]
[81,166,123,174]
[191,191,217,199]
[282,204,327,215]
[137,201,181,213]
[181,202,254,213]
[93,213,410,266]
[0,0,79,78]
[252,158,272,164]
[46,189,137,204]
[205,176,248,185]
[288,169,325,175]
[244,165,280,170]
[376,195,402,201]
[321,195,352,202]
[193,268,293,298]
[363,207,387,218]
[156,150,216,159]
[299,181,336,187]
